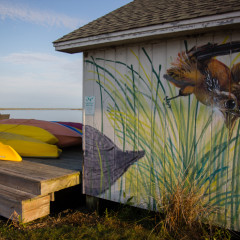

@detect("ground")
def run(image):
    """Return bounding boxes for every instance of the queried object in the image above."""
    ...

[0,185,237,240]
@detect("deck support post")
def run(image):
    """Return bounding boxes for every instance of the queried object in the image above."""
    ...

[86,195,99,213]
[49,193,55,201]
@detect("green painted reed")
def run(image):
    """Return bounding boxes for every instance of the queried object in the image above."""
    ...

[86,46,240,230]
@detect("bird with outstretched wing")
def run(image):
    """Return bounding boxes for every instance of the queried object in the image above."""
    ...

[164,41,240,135]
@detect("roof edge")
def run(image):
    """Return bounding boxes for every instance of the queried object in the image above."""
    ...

[53,11,240,53]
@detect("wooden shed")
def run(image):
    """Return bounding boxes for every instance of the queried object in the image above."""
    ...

[54,0,240,230]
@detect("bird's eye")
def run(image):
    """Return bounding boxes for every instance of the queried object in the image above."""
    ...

[225,100,236,110]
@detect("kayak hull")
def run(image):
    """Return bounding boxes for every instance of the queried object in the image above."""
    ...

[0,119,82,147]
[0,124,58,144]
[0,143,22,161]
[0,132,61,158]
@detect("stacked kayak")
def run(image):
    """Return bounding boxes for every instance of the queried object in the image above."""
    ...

[0,119,82,148]
[0,124,58,144]
[0,132,61,158]
[55,121,83,134]
[0,142,22,161]
[0,124,60,158]
[0,119,82,161]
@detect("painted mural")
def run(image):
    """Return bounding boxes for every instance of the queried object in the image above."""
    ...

[83,33,240,230]
[164,41,240,136]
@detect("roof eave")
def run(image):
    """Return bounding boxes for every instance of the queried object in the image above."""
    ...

[53,11,240,53]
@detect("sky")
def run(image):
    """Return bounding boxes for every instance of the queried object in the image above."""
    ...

[0,0,132,122]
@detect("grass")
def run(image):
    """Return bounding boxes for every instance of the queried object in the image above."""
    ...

[0,203,235,240]
[0,207,159,240]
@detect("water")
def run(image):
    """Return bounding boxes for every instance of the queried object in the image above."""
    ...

[0,110,83,123]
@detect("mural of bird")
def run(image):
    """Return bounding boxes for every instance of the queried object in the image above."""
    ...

[164,41,240,134]
[84,125,145,196]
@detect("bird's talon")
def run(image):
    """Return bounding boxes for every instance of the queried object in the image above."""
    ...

[164,96,172,109]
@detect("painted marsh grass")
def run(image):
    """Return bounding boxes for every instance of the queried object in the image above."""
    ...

[86,45,240,230]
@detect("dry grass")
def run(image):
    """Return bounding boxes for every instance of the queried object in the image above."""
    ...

[151,182,226,240]
[13,209,99,230]
[0,208,163,240]
[163,185,211,230]
[0,200,233,240]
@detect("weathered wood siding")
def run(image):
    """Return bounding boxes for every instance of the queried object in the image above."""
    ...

[83,30,240,230]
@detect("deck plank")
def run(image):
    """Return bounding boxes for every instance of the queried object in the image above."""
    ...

[0,161,77,180]
[0,147,82,222]
[0,169,40,195]
[0,148,82,195]
[21,195,50,223]
[0,184,35,201]
[41,173,80,195]
[24,147,83,171]
[0,184,50,223]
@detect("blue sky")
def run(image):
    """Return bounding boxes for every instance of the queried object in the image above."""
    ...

[0,0,132,121]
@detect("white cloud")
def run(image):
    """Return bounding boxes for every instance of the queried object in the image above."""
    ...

[0,51,83,81]
[0,1,85,29]
[2,52,63,64]
[0,51,83,112]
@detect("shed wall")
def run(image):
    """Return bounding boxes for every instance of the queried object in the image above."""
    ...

[83,30,240,230]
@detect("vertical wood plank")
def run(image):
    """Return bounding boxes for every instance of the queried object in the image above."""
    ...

[152,41,167,209]
[124,44,140,205]
[83,50,95,195]
[101,48,116,200]
[166,38,181,195]
[231,29,240,230]
[111,46,128,203]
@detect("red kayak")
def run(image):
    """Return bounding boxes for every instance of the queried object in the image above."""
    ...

[0,119,82,148]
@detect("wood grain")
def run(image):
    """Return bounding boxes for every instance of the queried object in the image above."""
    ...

[84,125,145,195]
[0,148,82,222]
[0,184,50,222]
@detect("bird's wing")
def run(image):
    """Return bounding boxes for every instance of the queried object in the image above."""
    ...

[231,62,240,85]
[189,41,240,62]
[164,52,203,94]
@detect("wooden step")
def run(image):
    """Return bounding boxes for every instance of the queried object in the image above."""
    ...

[0,184,50,223]
[0,168,40,195]
[0,160,80,195]
[0,148,82,223]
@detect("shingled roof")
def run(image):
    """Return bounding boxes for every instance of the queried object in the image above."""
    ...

[53,0,240,52]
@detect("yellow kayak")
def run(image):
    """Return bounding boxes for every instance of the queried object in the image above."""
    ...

[0,124,58,144]
[0,142,22,161]
[0,132,61,158]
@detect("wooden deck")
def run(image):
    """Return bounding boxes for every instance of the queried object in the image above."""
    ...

[0,147,83,222]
